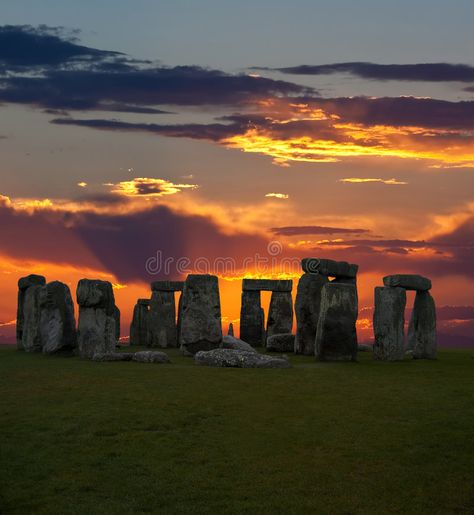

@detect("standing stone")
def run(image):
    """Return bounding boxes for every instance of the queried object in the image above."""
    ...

[228,322,234,336]
[39,281,77,354]
[315,283,358,361]
[179,274,222,355]
[266,291,293,342]
[373,287,406,361]
[408,291,437,359]
[22,284,43,352]
[176,292,183,344]
[77,279,116,359]
[294,273,328,355]
[240,290,265,347]
[148,290,177,348]
[113,305,120,343]
[130,299,149,346]
[16,274,46,350]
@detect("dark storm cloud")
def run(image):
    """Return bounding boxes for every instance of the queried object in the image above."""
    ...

[270,62,474,82]
[0,25,121,69]
[270,226,370,236]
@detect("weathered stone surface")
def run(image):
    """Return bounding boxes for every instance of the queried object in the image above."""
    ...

[178,274,222,354]
[242,279,292,292]
[408,291,437,359]
[383,274,431,291]
[266,333,295,352]
[148,290,177,348]
[194,348,291,368]
[22,285,43,352]
[39,281,77,354]
[358,344,372,352]
[266,291,293,341]
[77,279,116,359]
[221,335,257,353]
[373,287,406,361]
[130,299,149,346]
[113,305,120,342]
[315,283,358,361]
[132,350,170,363]
[151,280,184,292]
[302,258,358,278]
[92,352,134,361]
[294,273,329,355]
[227,322,234,336]
[16,274,46,350]
[240,290,265,347]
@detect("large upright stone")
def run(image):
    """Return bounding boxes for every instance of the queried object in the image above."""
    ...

[179,274,222,354]
[266,291,293,341]
[148,290,177,348]
[383,274,431,291]
[408,291,437,359]
[302,258,358,278]
[22,284,43,352]
[16,274,46,350]
[373,287,406,361]
[315,283,358,361]
[130,299,149,346]
[38,281,77,354]
[294,273,328,355]
[77,279,116,359]
[228,322,234,336]
[240,290,265,347]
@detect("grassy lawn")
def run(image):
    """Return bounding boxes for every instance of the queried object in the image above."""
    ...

[0,345,473,514]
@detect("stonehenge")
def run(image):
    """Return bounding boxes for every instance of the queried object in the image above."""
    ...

[12,265,439,366]
[373,274,436,360]
[77,279,116,359]
[315,283,358,361]
[130,299,150,346]
[18,276,77,354]
[178,274,222,355]
[239,279,293,348]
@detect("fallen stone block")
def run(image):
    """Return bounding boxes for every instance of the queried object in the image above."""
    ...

[194,348,291,368]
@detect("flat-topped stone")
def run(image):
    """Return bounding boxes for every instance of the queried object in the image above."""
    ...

[18,274,46,291]
[373,287,406,361]
[17,274,46,350]
[77,279,115,312]
[302,258,358,278]
[137,298,150,306]
[242,279,292,292]
[383,274,431,291]
[194,348,291,368]
[132,350,170,363]
[151,280,184,292]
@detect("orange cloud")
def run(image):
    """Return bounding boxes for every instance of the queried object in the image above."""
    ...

[339,178,408,185]
[110,177,198,197]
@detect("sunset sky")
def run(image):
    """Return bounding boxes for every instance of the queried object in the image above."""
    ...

[1,1,474,345]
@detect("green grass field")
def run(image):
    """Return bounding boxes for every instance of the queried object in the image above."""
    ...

[0,345,473,514]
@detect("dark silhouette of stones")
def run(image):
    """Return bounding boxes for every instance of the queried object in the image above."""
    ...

[266,333,295,352]
[194,348,291,368]
[77,279,116,359]
[227,322,234,336]
[113,305,120,342]
[358,344,372,352]
[240,290,265,347]
[315,283,358,361]
[302,258,358,278]
[132,350,170,363]
[39,281,77,354]
[21,285,43,352]
[242,279,292,292]
[383,274,431,291]
[92,352,134,361]
[221,335,257,353]
[408,291,437,359]
[179,274,222,355]
[148,290,177,348]
[151,281,184,292]
[130,299,149,346]
[294,273,329,355]
[266,291,293,341]
[373,287,406,361]
[16,274,46,350]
